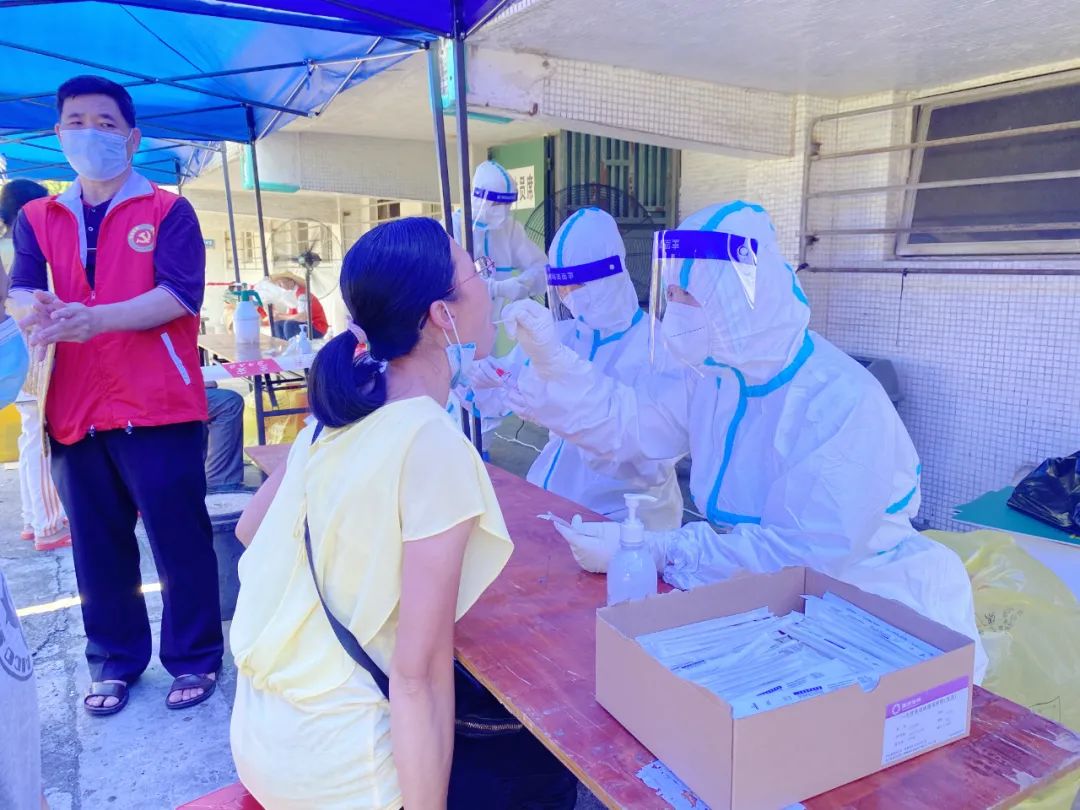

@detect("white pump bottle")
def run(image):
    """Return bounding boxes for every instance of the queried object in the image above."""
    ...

[606,493,659,606]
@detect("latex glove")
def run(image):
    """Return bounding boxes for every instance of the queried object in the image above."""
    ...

[504,385,536,424]
[502,299,559,362]
[553,515,670,574]
[489,276,530,302]
[466,356,511,391]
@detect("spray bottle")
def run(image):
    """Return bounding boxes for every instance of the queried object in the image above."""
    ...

[234,290,263,345]
[607,493,659,606]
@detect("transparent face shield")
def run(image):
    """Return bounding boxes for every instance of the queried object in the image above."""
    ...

[648,229,760,366]
[546,254,625,322]
[471,186,516,231]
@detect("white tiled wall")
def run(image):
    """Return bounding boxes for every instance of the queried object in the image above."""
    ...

[543,59,794,158]
[679,75,1080,530]
[802,271,1080,528]
[258,131,483,203]
[467,48,795,158]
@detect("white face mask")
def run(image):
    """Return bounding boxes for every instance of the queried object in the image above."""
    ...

[476,203,509,231]
[562,286,627,334]
[560,287,589,321]
[661,302,709,367]
[560,273,640,336]
[60,128,132,182]
[441,303,477,389]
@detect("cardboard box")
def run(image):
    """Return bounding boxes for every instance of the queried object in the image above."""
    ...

[596,567,975,810]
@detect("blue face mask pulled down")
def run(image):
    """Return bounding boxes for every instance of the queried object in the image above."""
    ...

[441,303,477,389]
[0,318,29,408]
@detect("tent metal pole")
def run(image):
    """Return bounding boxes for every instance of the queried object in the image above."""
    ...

[258,67,316,140]
[425,45,453,234]
[246,107,276,338]
[451,1,482,452]
[174,159,184,196]
[246,107,272,284]
[452,44,474,254]
[467,0,518,36]
[220,143,242,284]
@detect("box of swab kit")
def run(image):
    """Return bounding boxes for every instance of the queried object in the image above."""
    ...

[595,566,975,810]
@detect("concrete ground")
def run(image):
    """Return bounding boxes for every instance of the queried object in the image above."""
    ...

[4,416,686,809]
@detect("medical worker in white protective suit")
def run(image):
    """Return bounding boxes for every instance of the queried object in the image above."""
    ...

[453,160,547,306]
[465,208,684,530]
[503,201,987,682]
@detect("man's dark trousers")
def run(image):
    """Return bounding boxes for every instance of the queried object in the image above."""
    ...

[52,421,223,683]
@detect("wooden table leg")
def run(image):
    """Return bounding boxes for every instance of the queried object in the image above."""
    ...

[254,375,266,446]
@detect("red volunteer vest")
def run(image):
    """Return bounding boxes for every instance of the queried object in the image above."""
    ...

[23,183,207,445]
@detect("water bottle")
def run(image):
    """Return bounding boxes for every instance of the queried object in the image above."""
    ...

[607,494,659,606]
[296,324,313,355]
[234,290,262,345]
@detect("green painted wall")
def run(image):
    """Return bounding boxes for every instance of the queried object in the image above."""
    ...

[489,138,547,228]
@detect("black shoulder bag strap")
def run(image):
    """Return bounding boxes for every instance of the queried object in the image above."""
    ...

[302,422,391,699]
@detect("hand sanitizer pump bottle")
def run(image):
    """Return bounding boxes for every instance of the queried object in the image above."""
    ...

[607,493,658,606]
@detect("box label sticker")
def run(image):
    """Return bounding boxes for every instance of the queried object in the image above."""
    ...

[882,676,969,765]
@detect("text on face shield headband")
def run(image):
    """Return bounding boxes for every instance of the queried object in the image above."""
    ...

[654,230,759,265]
[473,187,518,204]
[546,255,624,286]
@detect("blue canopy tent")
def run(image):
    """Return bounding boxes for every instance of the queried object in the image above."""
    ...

[0,3,417,142]
[0,0,421,283]
[0,0,511,448]
[0,0,517,39]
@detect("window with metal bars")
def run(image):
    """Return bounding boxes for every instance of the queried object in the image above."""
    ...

[557,131,678,227]
[898,80,1080,256]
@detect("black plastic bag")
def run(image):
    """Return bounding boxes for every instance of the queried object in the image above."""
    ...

[1007,452,1080,533]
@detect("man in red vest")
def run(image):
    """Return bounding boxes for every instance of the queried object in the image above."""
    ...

[10,76,223,716]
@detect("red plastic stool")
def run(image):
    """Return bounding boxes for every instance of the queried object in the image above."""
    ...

[177,783,263,809]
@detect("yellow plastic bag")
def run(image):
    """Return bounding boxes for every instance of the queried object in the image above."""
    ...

[926,529,1080,809]
[242,387,308,448]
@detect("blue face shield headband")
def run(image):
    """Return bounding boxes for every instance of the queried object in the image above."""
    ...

[648,229,760,366]
[652,229,760,311]
[546,254,624,287]
[473,187,518,205]
[656,230,758,285]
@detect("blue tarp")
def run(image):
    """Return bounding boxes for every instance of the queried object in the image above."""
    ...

[0,0,419,180]
[88,0,514,39]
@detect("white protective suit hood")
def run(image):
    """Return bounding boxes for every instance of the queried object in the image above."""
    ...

[548,207,640,336]
[673,202,811,386]
[471,160,516,231]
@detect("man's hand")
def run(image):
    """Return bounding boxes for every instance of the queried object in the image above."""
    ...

[17,290,61,332]
[26,292,101,346]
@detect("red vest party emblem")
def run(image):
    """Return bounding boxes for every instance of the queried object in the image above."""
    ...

[128,223,156,253]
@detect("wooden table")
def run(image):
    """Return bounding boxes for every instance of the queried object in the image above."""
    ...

[233,452,1080,808]
[198,333,286,363]
[200,334,306,445]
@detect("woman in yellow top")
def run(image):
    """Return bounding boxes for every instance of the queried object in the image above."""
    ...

[228,218,526,809]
